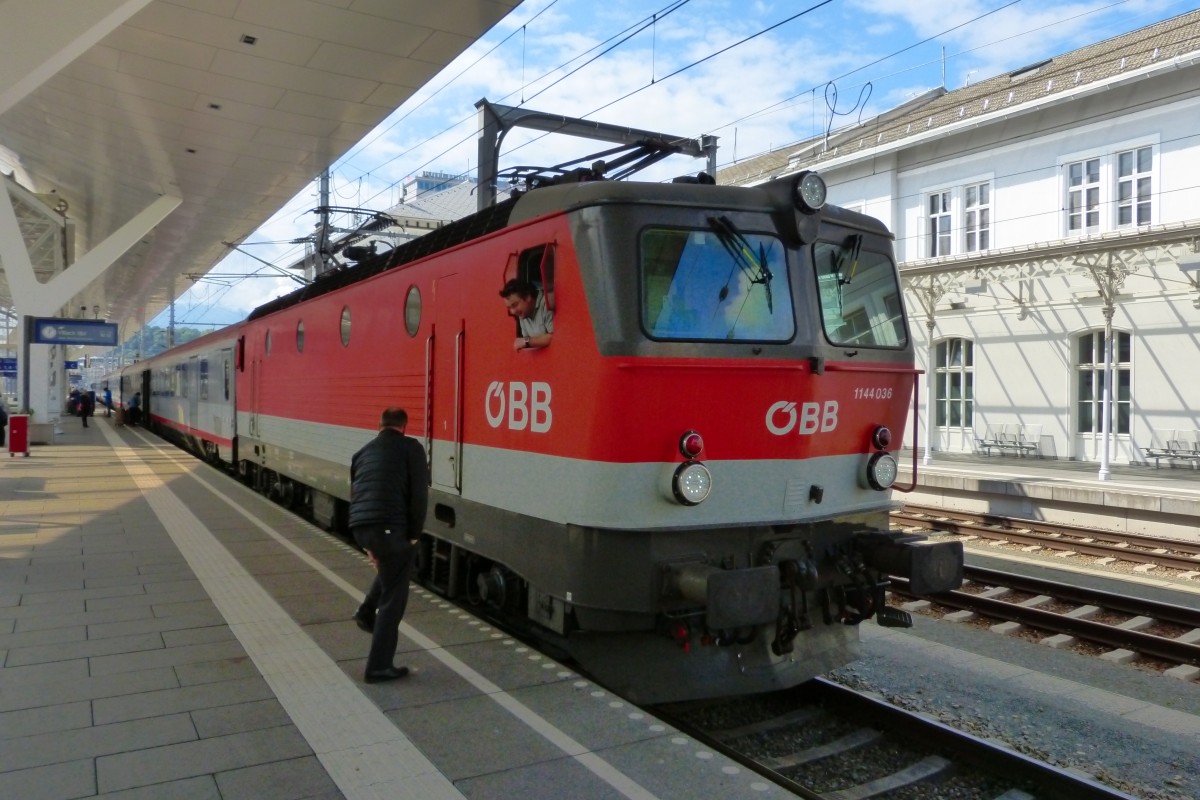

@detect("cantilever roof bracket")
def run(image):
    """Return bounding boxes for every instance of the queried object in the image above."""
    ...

[474,98,718,211]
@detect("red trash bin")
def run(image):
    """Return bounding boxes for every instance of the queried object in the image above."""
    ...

[9,414,29,456]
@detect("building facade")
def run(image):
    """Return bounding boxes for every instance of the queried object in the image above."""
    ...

[724,11,1200,468]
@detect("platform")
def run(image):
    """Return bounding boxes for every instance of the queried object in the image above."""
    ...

[0,418,793,800]
[898,449,1200,541]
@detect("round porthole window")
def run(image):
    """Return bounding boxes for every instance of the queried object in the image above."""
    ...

[404,285,421,337]
[340,307,351,347]
[296,320,305,352]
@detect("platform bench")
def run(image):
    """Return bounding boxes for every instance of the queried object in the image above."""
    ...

[975,423,1042,458]
[1144,428,1200,468]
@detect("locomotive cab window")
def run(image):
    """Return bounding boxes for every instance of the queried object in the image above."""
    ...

[640,224,793,341]
[505,244,556,310]
[813,237,908,348]
[501,244,556,350]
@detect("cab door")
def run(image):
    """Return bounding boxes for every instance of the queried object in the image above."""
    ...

[430,274,464,492]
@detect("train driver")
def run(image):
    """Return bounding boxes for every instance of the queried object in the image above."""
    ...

[499,278,554,351]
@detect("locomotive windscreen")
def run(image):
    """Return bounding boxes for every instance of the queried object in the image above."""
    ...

[640,224,792,341]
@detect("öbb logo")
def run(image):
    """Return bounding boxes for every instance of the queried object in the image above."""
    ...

[766,400,839,435]
[486,381,552,432]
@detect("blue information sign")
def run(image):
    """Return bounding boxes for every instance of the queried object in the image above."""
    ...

[0,357,14,377]
[32,318,118,346]
[65,360,80,370]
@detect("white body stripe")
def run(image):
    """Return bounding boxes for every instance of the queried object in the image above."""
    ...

[245,413,892,528]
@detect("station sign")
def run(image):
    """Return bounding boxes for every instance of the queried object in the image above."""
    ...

[31,318,118,346]
[65,360,80,370]
[0,357,15,377]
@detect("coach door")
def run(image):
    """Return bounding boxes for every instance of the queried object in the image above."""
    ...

[187,356,199,429]
[248,358,261,439]
[430,273,465,492]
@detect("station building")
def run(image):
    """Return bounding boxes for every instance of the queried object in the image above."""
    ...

[722,10,1200,471]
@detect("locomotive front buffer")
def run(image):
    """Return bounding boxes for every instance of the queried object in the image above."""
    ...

[667,531,963,655]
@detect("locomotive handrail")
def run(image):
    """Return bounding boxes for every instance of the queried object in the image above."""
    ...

[424,333,434,471]
[823,363,921,375]
[614,361,920,374]
[614,361,806,371]
[454,329,465,491]
[891,377,920,493]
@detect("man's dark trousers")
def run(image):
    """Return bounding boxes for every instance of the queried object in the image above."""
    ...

[353,524,415,673]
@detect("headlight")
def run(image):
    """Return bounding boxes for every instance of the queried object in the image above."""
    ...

[672,462,712,505]
[794,171,826,213]
[865,452,898,491]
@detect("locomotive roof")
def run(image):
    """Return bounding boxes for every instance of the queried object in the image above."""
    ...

[507,179,776,224]
[247,176,890,321]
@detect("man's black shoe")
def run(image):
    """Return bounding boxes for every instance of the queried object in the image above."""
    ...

[353,611,375,634]
[364,666,409,684]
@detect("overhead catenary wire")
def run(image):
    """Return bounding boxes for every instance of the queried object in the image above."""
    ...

[180,0,1192,322]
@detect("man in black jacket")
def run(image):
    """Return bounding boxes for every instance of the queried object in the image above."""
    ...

[349,407,429,683]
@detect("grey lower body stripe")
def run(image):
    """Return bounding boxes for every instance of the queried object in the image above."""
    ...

[109,425,661,800]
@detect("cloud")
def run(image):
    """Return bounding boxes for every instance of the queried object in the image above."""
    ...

[164,0,1184,327]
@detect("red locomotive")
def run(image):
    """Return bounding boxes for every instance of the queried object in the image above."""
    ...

[119,166,962,702]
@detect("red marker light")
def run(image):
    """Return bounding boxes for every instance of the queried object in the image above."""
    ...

[671,623,691,653]
[679,430,704,459]
[871,425,892,450]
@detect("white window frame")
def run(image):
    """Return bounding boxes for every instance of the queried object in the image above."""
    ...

[927,190,951,257]
[1059,138,1158,238]
[1074,329,1131,437]
[920,174,995,259]
[1065,157,1100,235]
[1115,145,1153,228]
[934,337,974,430]
[963,181,991,253]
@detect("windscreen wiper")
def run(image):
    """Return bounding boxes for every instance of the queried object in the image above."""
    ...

[708,215,774,313]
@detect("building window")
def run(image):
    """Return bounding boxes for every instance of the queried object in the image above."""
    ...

[927,191,951,256]
[1075,330,1130,435]
[934,338,973,428]
[1066,158,1100,234]
[964,182,990,252]
[1116,146,1152,227]
[1064,144,1155,236]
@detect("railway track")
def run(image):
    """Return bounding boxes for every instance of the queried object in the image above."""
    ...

[892,505,1200,574]
[889,565,1200,671]
[654,679,1137,799]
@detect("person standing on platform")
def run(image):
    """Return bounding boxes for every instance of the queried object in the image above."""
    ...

[0,402,6,446]
[127,392,141,426]
[80,391,94,428]
[349,407,429,684]
[102,386,113,417]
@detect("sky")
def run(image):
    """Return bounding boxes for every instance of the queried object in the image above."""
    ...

[157,0,1193,330]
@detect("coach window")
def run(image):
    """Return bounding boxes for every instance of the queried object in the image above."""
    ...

[223,357,230,400]
[200,358,209,401]
[265,329,272,355]
[340,306,352,346]
[296,320,305,352]
[404,286,421,336]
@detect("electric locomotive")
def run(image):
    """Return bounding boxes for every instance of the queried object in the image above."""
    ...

[121,165,962,702]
